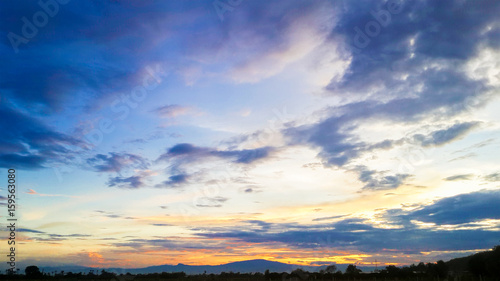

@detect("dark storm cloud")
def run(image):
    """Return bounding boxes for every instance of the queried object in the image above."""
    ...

[86,152,149,173]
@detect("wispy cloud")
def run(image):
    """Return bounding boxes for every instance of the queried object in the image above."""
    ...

[414,122,480,147]
[25,189,78,198]
[87,152,149,173]
[153,104,193,118]
[444,174,475,181]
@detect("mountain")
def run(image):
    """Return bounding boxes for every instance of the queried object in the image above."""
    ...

[40,259,377,275]
[34,247,500,276]
[125,259,297,274]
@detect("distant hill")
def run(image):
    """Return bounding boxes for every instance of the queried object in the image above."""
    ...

[446,246,500,276]
[40,259,376,275]
[33,246,500,277]
[446,254,474,273]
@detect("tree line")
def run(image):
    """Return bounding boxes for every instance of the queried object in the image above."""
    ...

[2,245,499,281]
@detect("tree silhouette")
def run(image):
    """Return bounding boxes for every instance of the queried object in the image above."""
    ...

[325,264,337,273]
[291,268,308,280]
[345,264,361,275]
[25,265,42,278]
[469,245,500,277]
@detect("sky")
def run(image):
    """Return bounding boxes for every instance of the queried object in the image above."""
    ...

[1,0,500,270]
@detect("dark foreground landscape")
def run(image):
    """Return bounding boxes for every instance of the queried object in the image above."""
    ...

[2,246,499,281]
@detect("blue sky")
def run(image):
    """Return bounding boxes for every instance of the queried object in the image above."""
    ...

[1,0,500,269]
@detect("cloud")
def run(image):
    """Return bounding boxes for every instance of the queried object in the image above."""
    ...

[241,185,263,193]
[19,227,91,242]
[87,152,149,173]
[196,196,229,208]
[24,188,76,198]
[355,166,411,191]
[111,237,227,251]
[107,176,145,189]
[484,173,500,182]
[448,152,477,162]
[19,228,46,234]
[105,169,155,189]
[0,0,340,113]
[158,143,275,165]
[196,219,499,254]
[284,71,487,167]
[125,130,182,145]
[406,189,500,225]
[95,210,136,220]
[0,1,177,113]
[444,174,474,181]
[163,143,208,157]
[154,144,275,191]
[282,0,499,172]
[195,190,500,254]
[0,105,83,170]
[413,122,480,147]
[26,189,37,195]
[312,215,348,222]
[153,104,192,118]
[156,174,191,188]
[184,0,340,83]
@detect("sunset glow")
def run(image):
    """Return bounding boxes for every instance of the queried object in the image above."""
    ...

[1,0,500,273]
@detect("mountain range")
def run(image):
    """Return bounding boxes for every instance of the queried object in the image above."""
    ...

[40,259,377,275]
